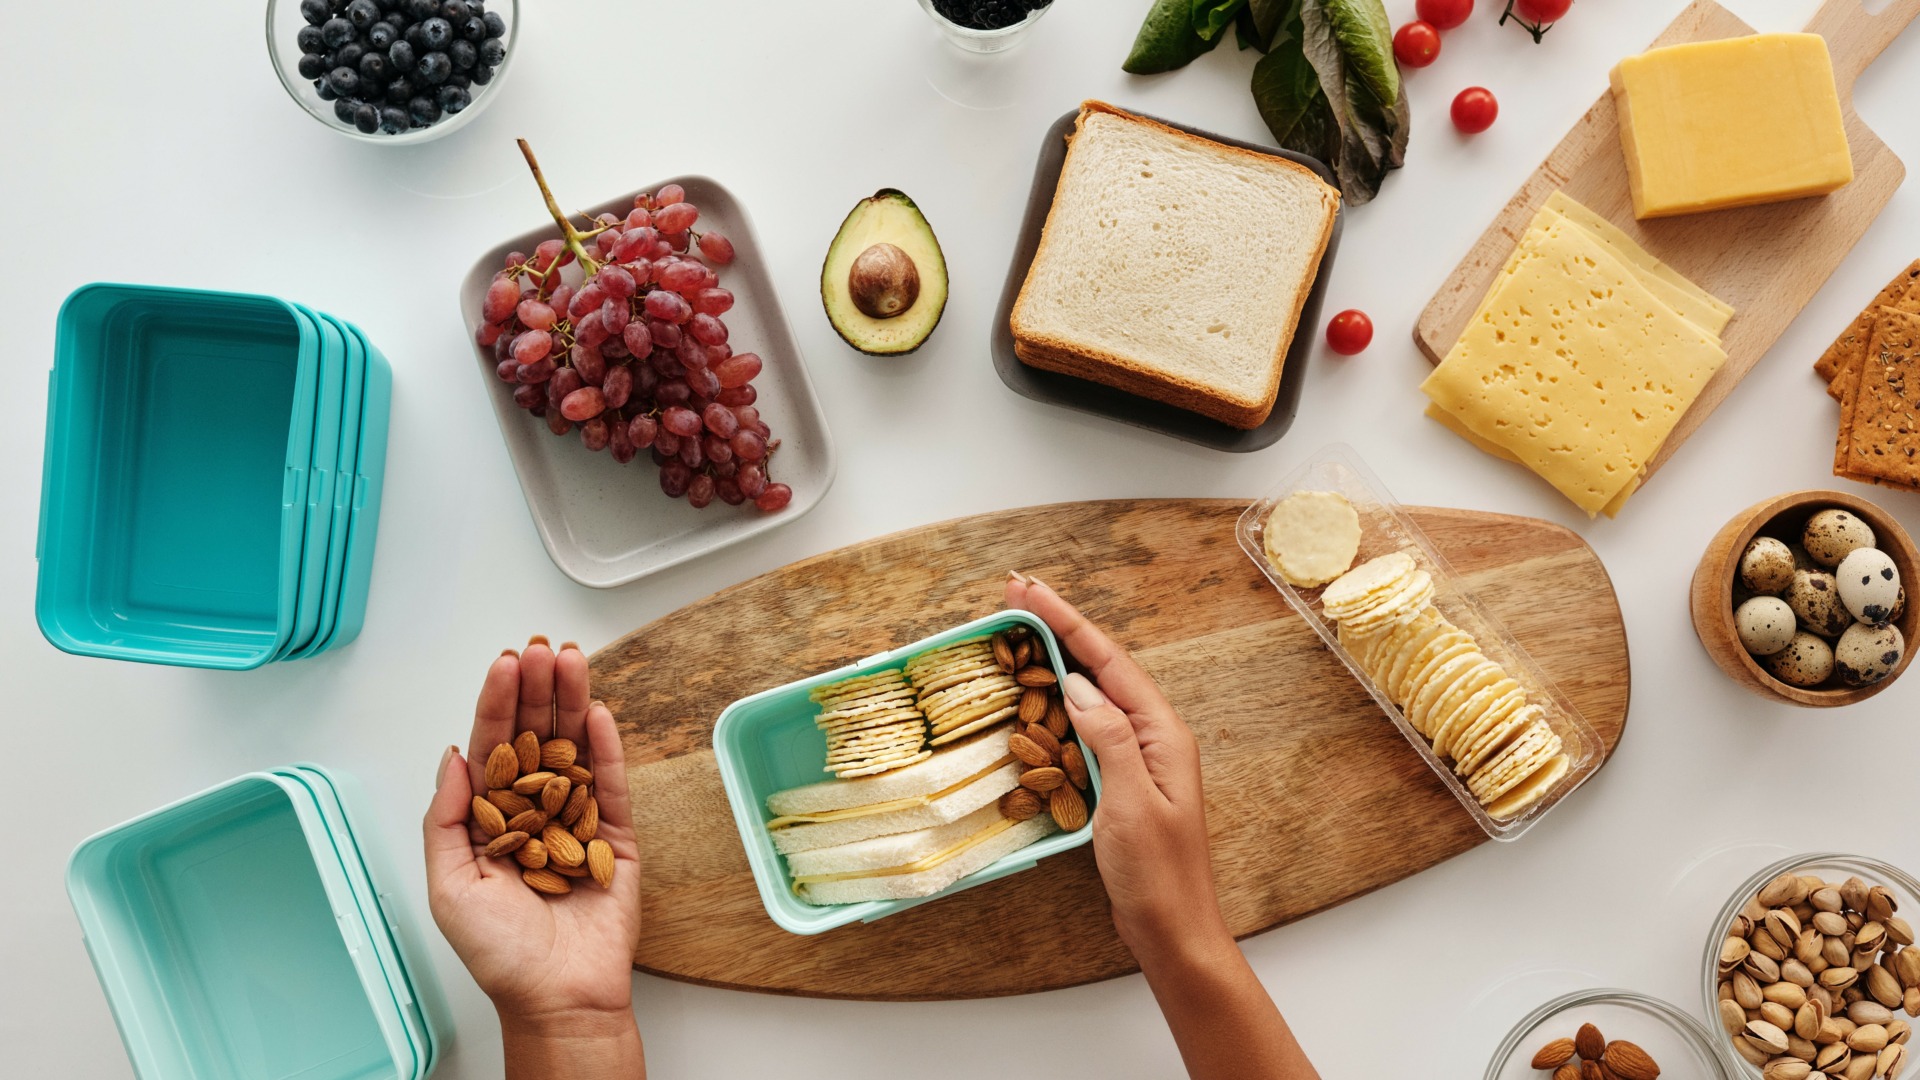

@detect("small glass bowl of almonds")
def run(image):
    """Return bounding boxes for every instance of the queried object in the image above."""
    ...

[1704,854,1920,1080]
[1485,988,1732,1079]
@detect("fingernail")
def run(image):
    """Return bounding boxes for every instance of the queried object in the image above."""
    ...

[528,634,550,648]
[1008,570,1032,584]
[1029,576,1052,590]
[437,745,458,786]
[560,640,580,653]
[589,699,606,712]
[499,648,519,658]
[1063,672,1106,711]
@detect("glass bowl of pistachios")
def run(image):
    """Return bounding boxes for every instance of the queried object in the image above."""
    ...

[1703,854,1920,1080]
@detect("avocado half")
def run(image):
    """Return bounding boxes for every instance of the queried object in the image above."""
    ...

[821,189,948,356]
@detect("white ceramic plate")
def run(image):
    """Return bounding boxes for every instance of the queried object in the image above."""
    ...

[458,176,835,588]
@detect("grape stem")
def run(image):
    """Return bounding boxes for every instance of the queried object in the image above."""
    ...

[517,139,603,275]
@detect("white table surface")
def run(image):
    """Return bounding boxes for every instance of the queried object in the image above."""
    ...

[5,0,1920,1075]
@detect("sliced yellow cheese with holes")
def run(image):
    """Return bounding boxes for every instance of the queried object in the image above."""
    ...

[1420,214,1727,515]
[1424,403,1643,519]
[1611,33,1852,220]
[1543,192,1733,335]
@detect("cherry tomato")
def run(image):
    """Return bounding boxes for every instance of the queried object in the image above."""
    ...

[1450,87,1499,134]
[1513,0,1572,22]
[1417,0,1473,31]
[1392,21,1441,69]
[1326,310,1373,356]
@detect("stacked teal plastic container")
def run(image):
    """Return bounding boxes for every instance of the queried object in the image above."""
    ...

[66,764,443,1079]
[36,283,391,668]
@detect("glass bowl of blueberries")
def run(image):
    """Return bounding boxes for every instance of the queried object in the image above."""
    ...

[917,0,1054,53]
[269,0,516,143]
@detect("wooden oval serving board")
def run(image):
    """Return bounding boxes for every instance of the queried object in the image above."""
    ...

[1414,0,1920,495]
[593,500,1629,1000]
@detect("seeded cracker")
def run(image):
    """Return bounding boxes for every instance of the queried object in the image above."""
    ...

[1818,259,1920,391]
[1841,309,1920,489]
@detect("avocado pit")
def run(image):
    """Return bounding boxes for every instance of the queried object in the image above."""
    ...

[848,243,921,319]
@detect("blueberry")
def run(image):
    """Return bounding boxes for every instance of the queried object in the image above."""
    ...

[459,14,486,41]
[449,39,476,70]
[470,63,493,85]
[297,25,326,53]
[447,72,470,90]
[385,75,416,102]
[379,105,410,133]
[300,0,330,25]
[366,21,395,48]
[320,16,355,46]
[333,97,358,123]
[358,51,389,80]
[439,1,463,18]
[420,17,452,48]
[316,79,339,100]
[388,39,415,70]
[296,52,323,78]
[335,42,365,68]
[406,0,436,20]
[408,95,442,126]
[326,66,359,95]
[482,10,505,37]
[417,50,451,83]
[376,0,401,10]
[478,36,504,66]
[346,0,379,27]
[405,23,424,47]
[437,83,470,114]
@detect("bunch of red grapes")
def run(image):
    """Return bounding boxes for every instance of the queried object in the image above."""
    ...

[476,184,790,512]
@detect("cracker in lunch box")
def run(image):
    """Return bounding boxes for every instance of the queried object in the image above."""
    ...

[929,706,1021,746]
[811,668,931,778]
[1262,491,1362,588]
[1321,552,1417,620]
[835,749,934,777]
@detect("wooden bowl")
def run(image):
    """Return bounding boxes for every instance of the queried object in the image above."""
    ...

[1691,490,1919,707]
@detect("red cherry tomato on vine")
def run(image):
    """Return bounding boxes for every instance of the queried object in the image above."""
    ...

[1513,0,1572,23]
[1326,310,1373,356]
[1392,21,1441,68]
[1417,0,1473,31]
[1451,87,1499,134]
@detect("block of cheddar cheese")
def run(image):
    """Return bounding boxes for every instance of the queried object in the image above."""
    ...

[1610,33,1852,220]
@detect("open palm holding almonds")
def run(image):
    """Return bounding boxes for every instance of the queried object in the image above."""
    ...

[423,639,642,1022]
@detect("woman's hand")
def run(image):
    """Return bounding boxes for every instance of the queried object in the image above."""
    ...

[423,640,643,1048]
[1003,574,1228,966]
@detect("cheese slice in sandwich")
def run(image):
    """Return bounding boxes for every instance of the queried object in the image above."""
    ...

[767,758,1022,855]
[766,726,1014,817]
[788,803,1059,906]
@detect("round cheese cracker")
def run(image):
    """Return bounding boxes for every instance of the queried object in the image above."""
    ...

[921,678,1020,721]
[1426,664,1511,756]
[1383,619,1457,704]
[1470,720,1562,804]
[1453,702,1538,777]
[905,639,992,674]
[912,659,1006,696]
[1262,491,1362,588]
[1396,634,1476,707]
[810,668,908,701]
[1440,686,1526,768]
[832,749,933,778]
[1321,552,1417,620]
[928,709,1017,745]
[1432,675,1522,760]
[1484,753,1570,820]
[930,691,1024,733]
[1406,652,1486,737]
[820,706,927,732]
[814,682,914,712]
[815,691,920,721]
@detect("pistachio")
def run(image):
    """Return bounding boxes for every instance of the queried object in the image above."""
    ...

[1765,873,1813,908]
[1785,959,1818,988]
[1757,932,1793,962]
[1817,1042,1852,1071]
[1748,952,1784,982]
[1801,998,1832,1041]
[1772,909,1809,948]
[1816,888,1848,913]
[1764,1002,1799,1031]
[1763,1059,1811,1080]
[1737,971,1768,1008]
[1891,918,1916,948]
[1899,950,1920,989]
[1726,936,1756,967]
[1749,1020,1793,1053]
[1871,887,1900,922]
[1820,912,1857,936]
[1871,965,1906,1009]
[1723,996,1758,1033]
[1845,878,1873,911]
[1853,1002,1897,1027]
[1767,981,1810,1009]
[1853,1024,1892,1052]
[1883,1043,1909,1079]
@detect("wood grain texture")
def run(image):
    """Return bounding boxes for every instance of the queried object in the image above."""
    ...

[592,500,1630,1000]
[1414,0,1920,493]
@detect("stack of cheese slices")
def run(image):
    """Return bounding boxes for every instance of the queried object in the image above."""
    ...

[1422,191,1734,518]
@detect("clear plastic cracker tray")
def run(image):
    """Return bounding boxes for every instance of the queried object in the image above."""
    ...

[1235,443,1603,841]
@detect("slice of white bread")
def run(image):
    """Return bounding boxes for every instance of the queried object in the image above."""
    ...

[791,805,1059,905]
[1010,101,1339,429]
[769,761,1022,855]
[765,726,1011,816]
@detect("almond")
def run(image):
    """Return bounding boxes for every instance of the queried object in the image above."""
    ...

[540,738,578,770]
[551,860,591,878]
[484,743,520,790]
[1025,724,1061,760]
[560,783,592,827]
[1014,666,1057,688]
[999,788,1042,821]
[470,796,507,838]
[1019,766,1065,792]
[483,831,529,858]
[1045,695,1071,739]
[1008,733,1053,768]
[1531,1038,1577,1069]
[587,839,615,889]
[571,795,599,842]
[485,789,536,817]
[1049,785,1088,831]
[1061,742,1090,790]
[543,824,586,868]
[1013,638,1033,669]
[506,809,549,835]
[522,867,571,895]
[992,633,1016,674]
[1601,1040,1660,1080]
[514,730,541,776]
[541,775,572,817]
[1553,1066,1581,1080]
[511,771,557,796]
[1575,1023,1608,1061]
[561,764,595,786]
[1018,687,1049,725]
[514,837,548,868]
[1580,1061,1602,1080]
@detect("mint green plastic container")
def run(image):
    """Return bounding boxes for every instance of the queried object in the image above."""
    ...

[713,610,1100,936]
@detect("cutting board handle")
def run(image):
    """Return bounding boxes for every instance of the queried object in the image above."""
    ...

[1806,0,1920,95]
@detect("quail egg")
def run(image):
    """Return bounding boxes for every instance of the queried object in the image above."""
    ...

[1836,547,1902,626]
[1739,536,1797,595]
[1790,544,1819,571]
[1803,509,1876,568]
[1764,631,1835,688]
[1834,622,1905,687]
[1735,596,1798,656]
[1785,569,1854,638]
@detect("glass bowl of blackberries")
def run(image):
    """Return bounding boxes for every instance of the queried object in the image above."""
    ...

[917,0,1053,52]
[270,0,516,142]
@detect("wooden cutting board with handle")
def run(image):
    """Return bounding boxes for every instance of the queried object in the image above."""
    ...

[1415,0,1920,492]
[591,499,1630,1000]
